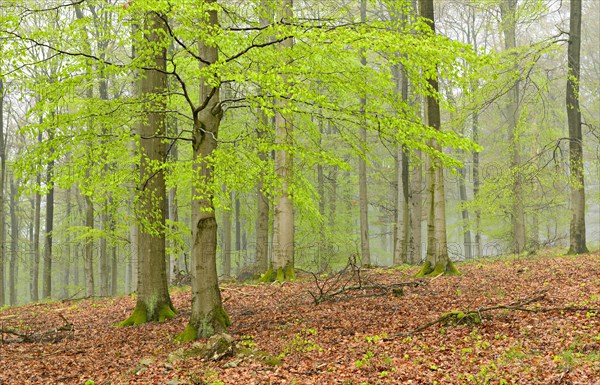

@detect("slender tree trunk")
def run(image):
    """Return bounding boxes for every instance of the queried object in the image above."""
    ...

[416,0,458,276]
[167,123,179,281]
[358,0,371,267]
[62,186,72,299]
[270,0,296,281]
[458,166,472,259]
[178,2,229,340]
[409,150,423,264]
[254,0,273,275]
[222,190,232,278]
[566,0,588,254]
[110,210,117,296]
[42,129,55,299]
[500,0,526,255]
[0,78,5,306]
[9,175,18,305]
[472,111,482,258]
[120,10,174,325]
[84,194,95,297]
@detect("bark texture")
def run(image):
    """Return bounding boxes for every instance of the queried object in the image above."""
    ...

[178,2,230,339]
[270,0,296,281]
[119,10,174,326]
[566,0,588,255]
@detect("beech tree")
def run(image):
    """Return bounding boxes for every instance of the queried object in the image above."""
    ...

[416,0,459,276]
[566,0,588,255]
[119,9,175,325]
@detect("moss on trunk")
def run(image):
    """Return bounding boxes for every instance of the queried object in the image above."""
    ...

[415,259,460,277]
[261,264,295,283]
[117,300,176,326]
[176,305,231,341]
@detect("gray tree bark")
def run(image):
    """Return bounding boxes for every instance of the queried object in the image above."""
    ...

[358,0,371,267]
[416,0,458,276]
[178,1,230,340]
[566,0,588,254]
[500,0,526,255]
[119,10,174,325]
[270,0,296,281]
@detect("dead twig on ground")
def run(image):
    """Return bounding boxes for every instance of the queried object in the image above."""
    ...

[391,290,600,338]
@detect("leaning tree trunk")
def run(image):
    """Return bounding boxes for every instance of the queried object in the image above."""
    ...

[416,0,458,277]
[566,0,588,255]
[269,0,296,282]
[177,2,230,340]
[119,10,175,326]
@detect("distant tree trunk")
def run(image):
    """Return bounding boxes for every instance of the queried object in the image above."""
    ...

[62,186,72,299]
[416,0,458,277]
[472,110,483,258]
[392,55,410,265]
[566,0,588,255]
[31,157,42,302]
[409,150,423,264]
[84,194,95,297]
[317,119,329,272]
[99,207,109,296]
[254,0,273,275]
[0,78,5,306]
[167,123,179,282]
[222,190,232,278]
[177,2,230,340]
[42,129,55,299]
[119,10,174,325]
[270,0,296,281]
[358,0,371,267]
[500,0,526,255]
[9,175,18,305]
[458,166,472,259]
[110,210,117,296]
[127,202,138,294]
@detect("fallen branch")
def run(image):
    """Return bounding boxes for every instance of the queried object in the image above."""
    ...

[391,291,600,337]
[1,313,74,344]
[306,256,427,304]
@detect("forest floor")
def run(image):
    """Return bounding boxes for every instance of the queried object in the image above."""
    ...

[1,250,599,385]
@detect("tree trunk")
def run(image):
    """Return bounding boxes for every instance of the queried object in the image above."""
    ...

[566,0,588,254]
[270,0,296,281]
[62,185,72,299]
[177,2,229,340]
[84,194,95,297]
[358,0,371,267]
[416,0,458,277]
[500,0,526,255]
[222,190,232,278]
[119,10,174,326]
[472,111,482,258]
[99,207,109,296]
[254,0,273,275]
[167,126,179,282]
[42,129,55,299]
[9,175,19,305]
[0,78,5,306]
[458,165,472,259]
[409,150,423,264]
